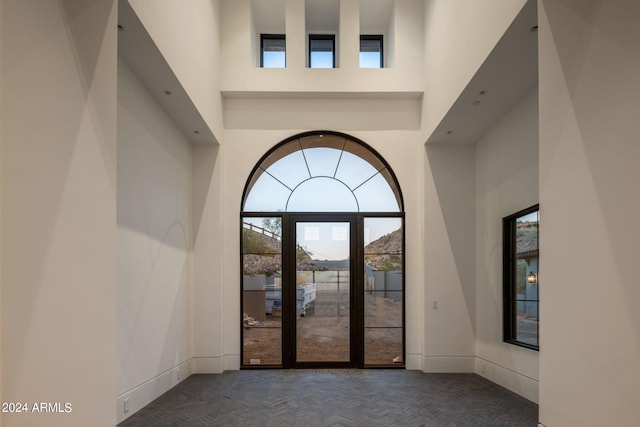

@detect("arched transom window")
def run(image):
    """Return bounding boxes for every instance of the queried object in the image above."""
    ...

[242,132,402,212]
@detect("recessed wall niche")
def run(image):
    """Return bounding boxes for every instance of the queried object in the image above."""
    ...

[305,0,340,68]
[359,0,394,68]
[251,0,286,67]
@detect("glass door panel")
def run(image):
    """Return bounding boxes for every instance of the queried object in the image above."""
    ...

[295,222,351,362]
[242,218,282,365]
[363,217,404,365]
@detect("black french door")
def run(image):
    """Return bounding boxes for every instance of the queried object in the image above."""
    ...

[283,214,359,368]
[241,212,404,369]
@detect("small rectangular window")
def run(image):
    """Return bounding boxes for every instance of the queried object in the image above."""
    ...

[309,34,335,68]
[503,205,539,350]
[261,34,286,68]
[360,35,383,68]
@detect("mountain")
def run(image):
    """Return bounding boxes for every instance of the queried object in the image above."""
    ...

[243,225,404,274]
[364,228,402,271]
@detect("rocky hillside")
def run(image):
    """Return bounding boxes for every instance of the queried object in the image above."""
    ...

[364,228,402,271]
[365,228,402,254]
[243,228,314,275]
[243,228,281,275]
[516,222,538,254]
[243,226,404,274]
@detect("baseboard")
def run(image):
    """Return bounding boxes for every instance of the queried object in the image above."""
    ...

[421,356,476,372]
[192,356,224,373]
[474,357,539,403]
[116,359,193,424]
[224,354,241,371]
[405,353,423,370]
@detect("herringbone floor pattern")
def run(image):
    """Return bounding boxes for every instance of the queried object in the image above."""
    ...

[119,370,538,427]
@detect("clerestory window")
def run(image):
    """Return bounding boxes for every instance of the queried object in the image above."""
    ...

[308,35,336,68]
[360,35,383,68]
[261,34,286,68]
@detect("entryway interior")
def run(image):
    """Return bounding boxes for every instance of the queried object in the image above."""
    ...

[7,1,639,426]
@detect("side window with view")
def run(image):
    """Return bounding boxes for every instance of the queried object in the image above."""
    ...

[503,205,539,350]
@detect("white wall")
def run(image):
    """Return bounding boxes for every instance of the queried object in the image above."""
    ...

[1,1,118,426]
[420,5,535,375]
[116,59,193,422]
[0,0,4,424]
[423,144,476,371]
[422,0,527,140]
[339,0,358,70]
[127,0,224,143]
[121,0,227,378]
[191,142,223,372]
[220,0,424,93]
[475,88,539,402]
[538,0,640,425]
[223,96,422,131]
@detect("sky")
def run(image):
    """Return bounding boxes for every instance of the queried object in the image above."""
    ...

[262,49,381,68]
[517,211,539,223]
[243,148,400,213]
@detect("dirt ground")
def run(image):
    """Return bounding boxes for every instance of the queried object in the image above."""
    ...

[243,293,402,365]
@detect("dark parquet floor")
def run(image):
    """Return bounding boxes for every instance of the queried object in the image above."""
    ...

[119,370,538,427]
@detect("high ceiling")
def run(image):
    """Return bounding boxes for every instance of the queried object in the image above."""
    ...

[426,0,538,144]
[118,0,537,142]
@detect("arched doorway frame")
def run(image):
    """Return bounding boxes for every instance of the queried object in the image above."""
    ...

[240,130,405,368]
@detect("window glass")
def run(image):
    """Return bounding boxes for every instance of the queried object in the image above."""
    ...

[503,206,539,350]
[343,139,385,172]
[287,177,358,212]
[265,151,310,189]
[302,147,342,177]
[242,133,402,213]
[296,222,351,362]
[243,171,290,212]
[360,35,383,68]
[334,151,379,189]
[309,35,335,68]
[242,217,282,365]
[261,34,285,68]
[364,217,403,364]
[354,172,400,212]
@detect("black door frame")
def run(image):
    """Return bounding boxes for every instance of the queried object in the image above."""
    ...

[283,213,361,368]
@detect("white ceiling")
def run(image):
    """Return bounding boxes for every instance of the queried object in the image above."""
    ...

[426,0,538,145]
[305,0,340,32]
[117,0,217,144]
